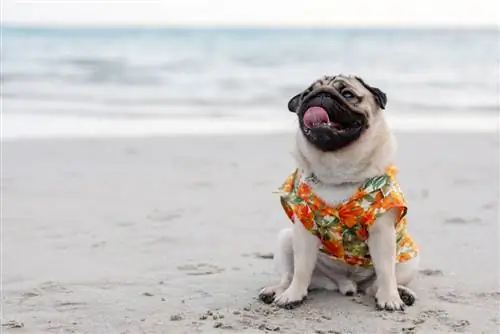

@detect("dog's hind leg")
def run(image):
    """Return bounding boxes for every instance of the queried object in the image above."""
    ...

[316,255,358,296]
[258,228,294,304]
[309,269,339,291]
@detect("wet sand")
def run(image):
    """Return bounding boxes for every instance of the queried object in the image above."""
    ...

[2,132,499,333]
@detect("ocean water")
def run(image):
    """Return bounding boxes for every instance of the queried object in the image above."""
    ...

[2,27,499,139]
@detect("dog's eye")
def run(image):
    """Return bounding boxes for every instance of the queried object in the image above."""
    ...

[341,90,355,99]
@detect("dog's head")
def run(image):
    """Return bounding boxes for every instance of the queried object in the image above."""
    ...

[287,74,387,152]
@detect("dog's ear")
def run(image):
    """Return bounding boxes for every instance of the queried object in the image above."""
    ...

[355,76,387,110]
[287,93,301,113]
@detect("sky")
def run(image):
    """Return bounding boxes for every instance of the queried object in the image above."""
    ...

[2,0,499,27]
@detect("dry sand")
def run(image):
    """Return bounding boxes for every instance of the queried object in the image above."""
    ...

[2,132,499,333]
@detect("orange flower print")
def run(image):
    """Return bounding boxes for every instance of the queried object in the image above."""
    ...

[345,255,367,266]
[386,165,397,179]
[360,210,376,226]
[295,204,315,230]
[297,183,311,200]
[399,235,414,248]
[338,202,364,228]
[351,190,367,201]
[281,177,294,193]
[320,206,336,217]
[356,226,369,240]
[386,193,405,210]
[323,240,343,259]
[371,192,385,209]
[310,196,325,212]
[391,193,405,208]
[397,252,413,262]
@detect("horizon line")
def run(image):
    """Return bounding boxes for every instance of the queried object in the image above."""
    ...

[2,23,498,30]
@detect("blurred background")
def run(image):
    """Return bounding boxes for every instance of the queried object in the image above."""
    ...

[2,0,498,139]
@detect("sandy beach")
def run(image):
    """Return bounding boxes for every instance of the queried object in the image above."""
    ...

[2,132,499,333]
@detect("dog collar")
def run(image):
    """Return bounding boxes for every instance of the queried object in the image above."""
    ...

[304,173,320,185]
[304,173,363,188]
[304,165,398,188]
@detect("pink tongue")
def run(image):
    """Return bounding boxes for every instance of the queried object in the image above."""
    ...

[303,107,330,129]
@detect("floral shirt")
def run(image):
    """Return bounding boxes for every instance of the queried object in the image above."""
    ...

[277,165,418,267]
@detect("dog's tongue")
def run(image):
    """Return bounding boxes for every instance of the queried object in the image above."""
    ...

[303,107,330,129]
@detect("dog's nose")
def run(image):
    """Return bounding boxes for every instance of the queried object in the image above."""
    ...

[316,92,333,100]
[305,92,335,108]
[313,92,336,110]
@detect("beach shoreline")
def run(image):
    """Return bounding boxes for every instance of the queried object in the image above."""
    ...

[2,112,498,141]
[2,132,499,333]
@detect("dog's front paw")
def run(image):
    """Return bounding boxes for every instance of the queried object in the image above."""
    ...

[273,286,307,309]
[375,288,406,311]
[258,285,286,305]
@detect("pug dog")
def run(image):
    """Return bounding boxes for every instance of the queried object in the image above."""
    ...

[259,75,419,311]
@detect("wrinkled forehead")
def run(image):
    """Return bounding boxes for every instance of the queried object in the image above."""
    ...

[309,75,365,92]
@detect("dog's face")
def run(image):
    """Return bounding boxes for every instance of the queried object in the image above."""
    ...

[288,75,387,152]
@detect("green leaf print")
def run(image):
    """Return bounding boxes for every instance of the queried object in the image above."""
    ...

[320,230,333,240]
[323,215,340,224]
[342,229,356,242]
[316,218,339,240]
[364,193,375,203]
[343,240,364,257]
[364,175,389,192]
[316,220,334,230]
[381,184,393,197]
